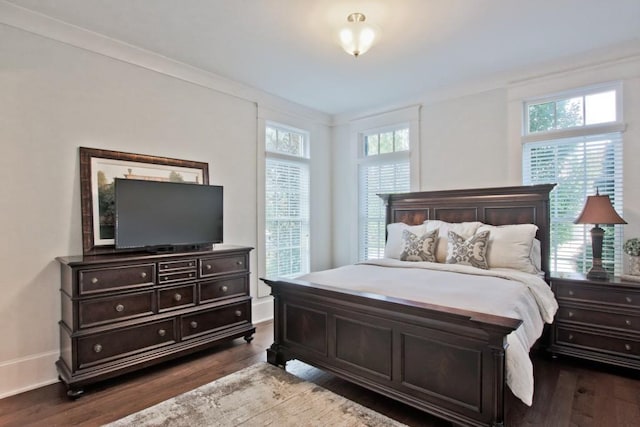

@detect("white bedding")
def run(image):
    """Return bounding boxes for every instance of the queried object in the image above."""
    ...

[297,258,558,406]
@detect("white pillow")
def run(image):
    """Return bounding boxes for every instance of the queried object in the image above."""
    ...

[531,238,543,274]
[424,220,483,263]
[476,223,539,273]
[384,222,427,259]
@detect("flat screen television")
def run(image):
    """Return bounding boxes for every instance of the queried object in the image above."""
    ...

[114,178,223,251]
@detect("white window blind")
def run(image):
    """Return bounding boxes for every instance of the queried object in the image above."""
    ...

[523,133,623,275]
[265,125,310,279]
[358,127,410,261]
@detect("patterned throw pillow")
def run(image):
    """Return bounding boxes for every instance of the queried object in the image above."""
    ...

[400,229,438,262]
[446,230,490,269]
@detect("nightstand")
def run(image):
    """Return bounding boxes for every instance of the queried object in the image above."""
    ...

[550,274,640,370]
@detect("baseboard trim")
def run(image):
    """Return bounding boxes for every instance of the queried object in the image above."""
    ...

[0,351,59,399]
[252,297,274,324]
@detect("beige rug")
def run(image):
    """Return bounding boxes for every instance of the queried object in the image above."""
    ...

[104,362,407,426]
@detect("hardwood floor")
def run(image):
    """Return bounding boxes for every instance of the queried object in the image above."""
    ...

[1,320,639,426]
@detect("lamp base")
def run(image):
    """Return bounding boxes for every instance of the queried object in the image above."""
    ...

[586,266,609,281]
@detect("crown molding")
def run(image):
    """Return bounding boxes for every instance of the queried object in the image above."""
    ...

[0,1,331,126]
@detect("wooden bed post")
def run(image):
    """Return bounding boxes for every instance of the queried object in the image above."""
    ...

[265,282,289,368]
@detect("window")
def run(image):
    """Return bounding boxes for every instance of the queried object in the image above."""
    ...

[522,84,624,275]
[358,127,410,261]
[264,123,310,278]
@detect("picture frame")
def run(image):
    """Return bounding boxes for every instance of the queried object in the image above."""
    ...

[79,147,209,254]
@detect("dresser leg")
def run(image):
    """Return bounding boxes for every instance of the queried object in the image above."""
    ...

[244,334,254,343]
[67,387,84,399]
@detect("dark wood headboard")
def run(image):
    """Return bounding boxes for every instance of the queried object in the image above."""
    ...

[380,184,556,282]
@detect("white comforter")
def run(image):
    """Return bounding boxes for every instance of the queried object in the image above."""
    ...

[297,258,558,406]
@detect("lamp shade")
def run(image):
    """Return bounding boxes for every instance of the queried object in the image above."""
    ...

[574,192,626,225]
[339,13,377,57]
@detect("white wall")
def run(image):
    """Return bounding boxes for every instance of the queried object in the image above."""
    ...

[332,54,640,266]
[0,22,331,398]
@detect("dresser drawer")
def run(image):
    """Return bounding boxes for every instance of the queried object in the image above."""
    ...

[557,306,640,333]
[77,319,176,368]
[554,282,639,308]
[181,301,250,340]
[79,264,154,295]
[158,284,196,312]
[199,255,247,278]
[158,270,197,285]
[79,291,155,328]
[199,276,248,303]
[555,326,639,358]
[158,259,197,273]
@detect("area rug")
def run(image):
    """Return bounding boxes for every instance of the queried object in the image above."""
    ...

[104,362,407,426]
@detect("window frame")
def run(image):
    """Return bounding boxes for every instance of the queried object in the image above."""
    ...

[357,123,412,261]
[257,118,312,297]
[522,81,624,142]
[521,82,625,276]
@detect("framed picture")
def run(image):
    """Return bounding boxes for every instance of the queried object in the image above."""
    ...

[79,147,209,254]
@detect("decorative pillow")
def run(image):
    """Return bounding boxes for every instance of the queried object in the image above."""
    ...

[400,229,438,262]
[424,220,483,263]
[476,224,539,273]
[446,230,490,269]
[384,223,427,259]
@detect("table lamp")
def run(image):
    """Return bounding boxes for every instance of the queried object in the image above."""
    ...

[574,190,626,280]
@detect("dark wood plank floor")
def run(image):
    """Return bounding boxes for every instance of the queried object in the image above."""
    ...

[1,320,639,426]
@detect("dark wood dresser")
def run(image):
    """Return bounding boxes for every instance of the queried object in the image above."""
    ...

[550,274,640,370]
[56,245,255,397]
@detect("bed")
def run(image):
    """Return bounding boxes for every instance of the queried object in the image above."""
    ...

[262,184,557,427]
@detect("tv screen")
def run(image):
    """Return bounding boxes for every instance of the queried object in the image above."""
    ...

[114,179,223,250]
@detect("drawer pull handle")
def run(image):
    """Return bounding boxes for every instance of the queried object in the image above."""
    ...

[158,329,166,337]
[625,344,632,351]
[235,310,242,317]
[163,277,169,281]
[568,311,574,318]
[189,273,194,277]
[221,286,228,292]
[190,321,198,329]
[626,297,632,303]
[115,304,125,312]
[206,264,212,270]
[236,261,243,266]
[190,262,194,267]
[174,293,182,302]
[164,265,169,269]
[568,334,574,341]
[141,272,147,278]
[91,277,98,284]
[626,319,632,326]
[568,290,574,296]
[93,344,102,353]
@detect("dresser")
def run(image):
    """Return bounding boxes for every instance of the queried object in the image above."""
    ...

[550,274,640,370]
[56,245,255,397]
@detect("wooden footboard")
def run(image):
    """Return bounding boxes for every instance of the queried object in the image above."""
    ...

[264,277,522,427]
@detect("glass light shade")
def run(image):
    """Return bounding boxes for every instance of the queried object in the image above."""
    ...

[339,13,377,57]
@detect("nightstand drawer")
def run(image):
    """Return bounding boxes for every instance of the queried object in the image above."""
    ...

[79,291,155,328]
[554,282,638,308]
[79,264,155,295]
[555,327,639,358]
[556,306,640,333]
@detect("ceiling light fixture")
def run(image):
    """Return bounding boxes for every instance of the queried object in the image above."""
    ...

[339,13,376,58]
